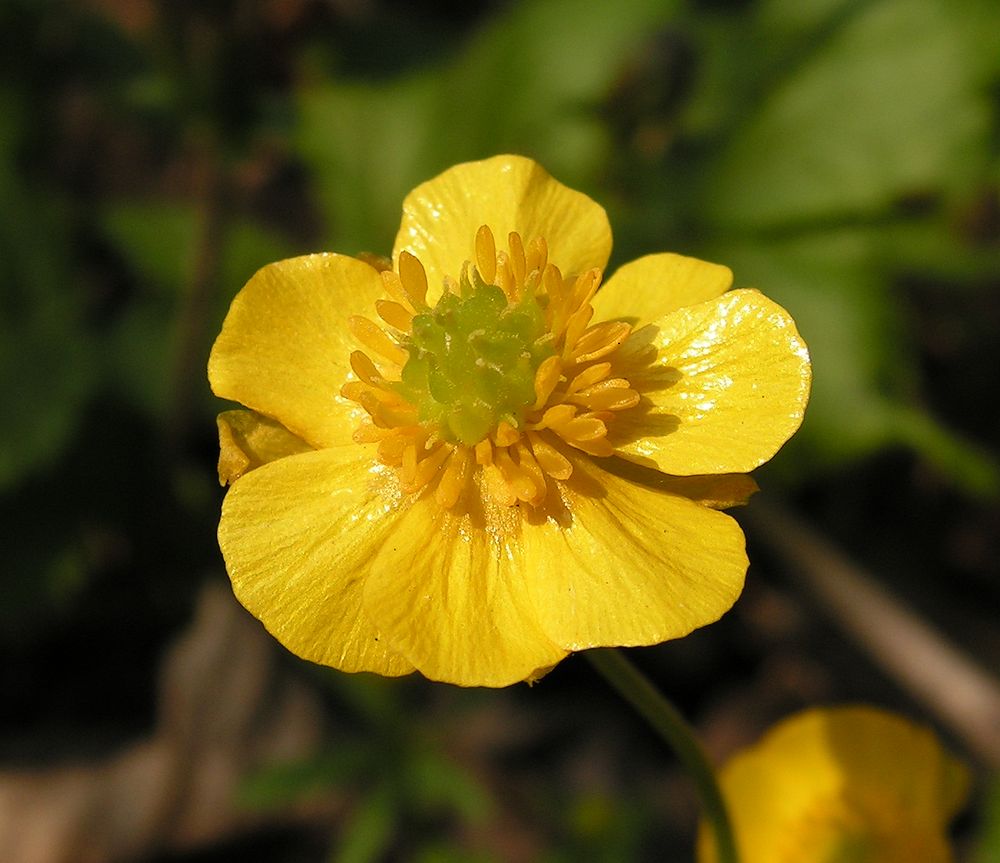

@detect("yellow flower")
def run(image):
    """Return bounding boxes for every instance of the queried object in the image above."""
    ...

[208,155,811,687]
[699,706,971,863]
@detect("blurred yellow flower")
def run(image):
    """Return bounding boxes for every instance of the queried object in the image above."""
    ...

[208,155,811,687]
[699,706,970,863]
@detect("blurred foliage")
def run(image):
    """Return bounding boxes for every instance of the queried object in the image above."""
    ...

[2,0,999,860]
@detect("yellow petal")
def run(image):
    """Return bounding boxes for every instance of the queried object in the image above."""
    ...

[611,289,811,475]
[522,455,748,650]
[592,253,733,326]
[218,447,414,677]
[216,409,313,486]
[699,706,970,863]
[393,155,612,301]
[362,496,567,687]
[597,456,758,509]
[209,254,383,449]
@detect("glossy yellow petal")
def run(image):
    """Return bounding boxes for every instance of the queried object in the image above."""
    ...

[597,456,758,509]
[216,409,313,486]
[522,455,747,650]
[218,447,414,677]
[611,289,811,475]
[698,706,970,863]
[362,496,567,687]
[209,254,382,449]
[393,155,612,301]
[592,253,733,326]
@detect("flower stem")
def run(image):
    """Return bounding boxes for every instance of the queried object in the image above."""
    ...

[586,648,739,863]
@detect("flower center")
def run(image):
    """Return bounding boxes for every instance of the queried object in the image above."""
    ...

[342,226,641,510]
[395,272,554,446]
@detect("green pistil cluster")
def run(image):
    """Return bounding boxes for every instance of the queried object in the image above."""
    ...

[396,279,554,445]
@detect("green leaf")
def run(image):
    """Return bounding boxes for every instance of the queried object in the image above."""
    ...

[100,201,296,419]
[702,0,998,229]
[295,0,678,253]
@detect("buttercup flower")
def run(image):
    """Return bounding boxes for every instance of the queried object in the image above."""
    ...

[209,155,811,687]
[698,706,970,863]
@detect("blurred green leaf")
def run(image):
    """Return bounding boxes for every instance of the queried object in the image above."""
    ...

[332,785,397,863]
[0,89,96,490]
[296,0,678,253]
[100,201,295,419]
[679,0,1000,491]
[702,0,998,229]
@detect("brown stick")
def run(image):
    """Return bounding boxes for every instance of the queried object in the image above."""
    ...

[745,498,1000,768]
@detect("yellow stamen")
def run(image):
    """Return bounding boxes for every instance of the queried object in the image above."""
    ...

[375,299,414,332]
[475,224,497,285]
[347,315,408,366]
[526,430,573,480]
[398,250,428,309]
[567,362,611,394]
[350,350,383,386]
[435,446,471,509]
[571,321,632,364]
[475,438,494,465]
[532,355,563,410]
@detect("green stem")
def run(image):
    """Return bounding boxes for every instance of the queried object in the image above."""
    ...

[586,648,739,863]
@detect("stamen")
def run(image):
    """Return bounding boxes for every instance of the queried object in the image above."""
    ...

[348,315,408,366]
[571,321,632,364]
[350,350,383,386]
[568,380,641,412]
[525,236,547,281]
[475,438,493,465]
[567,362,611,394]
[404,442,452,494]
[562,304,595,360]
[475,225,497,285]
[398,251,428,309]
[532,355,563,410]
[376,299,414,332]
[435,446,471,509]
[495,251,515,299]
[380,270,415,313]
[493,420,520,447]
[508,231,526,289]
[526,430,573,480]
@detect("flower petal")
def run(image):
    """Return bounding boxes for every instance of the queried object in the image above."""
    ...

[593,253,733,327]
[209,254,382,449]
[522,455,748,651]
[362,496,567,687]
[393,155,612,300]
[597,456,759,509]
[217,409,313,486]
[611,289,811,475]
[218,447,414,677]
[699,706,970,863]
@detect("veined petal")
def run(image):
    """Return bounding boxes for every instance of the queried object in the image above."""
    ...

[217,409,313,486]
[219,447,414,677]
[363,495,567,687]
[209,254,383,449]
[522,455,747,650]
[593,253,733,327]
[612,289,811,475]
[393,155,612,301]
